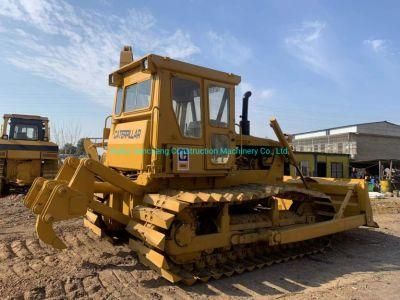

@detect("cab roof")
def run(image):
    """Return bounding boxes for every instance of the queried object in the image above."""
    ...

[4,114,49,121]
[109,54,241,86]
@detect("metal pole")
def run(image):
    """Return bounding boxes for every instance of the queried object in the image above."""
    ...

[378,160,382,180]
[270,118,309,189]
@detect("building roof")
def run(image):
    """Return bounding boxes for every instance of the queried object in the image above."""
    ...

[294,151,350,157]
[293,121,400,136]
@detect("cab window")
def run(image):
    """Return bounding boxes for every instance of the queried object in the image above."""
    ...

[12,125,38,140]
[172,77,202,138]
[211,134,230,164]
[208,85,229,127]
[124,79,151,112]
[114,87,123,115]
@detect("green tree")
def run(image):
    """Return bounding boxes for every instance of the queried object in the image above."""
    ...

[62,143,77,155]
[76,138,86,156]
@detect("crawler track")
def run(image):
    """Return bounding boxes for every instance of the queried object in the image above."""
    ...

[135,237,331,285]
[127,184,334,285]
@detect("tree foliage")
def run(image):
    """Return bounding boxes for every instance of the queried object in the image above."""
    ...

[76,138,86,156]
[62,143,77,155]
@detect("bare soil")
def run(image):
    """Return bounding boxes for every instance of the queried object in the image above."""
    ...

[0,195,399,299]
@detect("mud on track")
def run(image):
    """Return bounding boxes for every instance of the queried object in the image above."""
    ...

[0,194,400,299]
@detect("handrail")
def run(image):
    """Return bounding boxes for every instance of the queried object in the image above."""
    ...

[102,115,112,148]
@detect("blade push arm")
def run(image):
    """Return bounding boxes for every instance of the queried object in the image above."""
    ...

[270,117,309,189]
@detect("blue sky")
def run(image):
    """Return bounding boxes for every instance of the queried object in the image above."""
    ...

[0,0,399,140]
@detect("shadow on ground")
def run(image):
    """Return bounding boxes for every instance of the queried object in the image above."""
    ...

[142,227,400,298]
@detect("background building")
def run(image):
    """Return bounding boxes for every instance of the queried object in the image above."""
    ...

[286,152,350,178]
[291,121,400,162]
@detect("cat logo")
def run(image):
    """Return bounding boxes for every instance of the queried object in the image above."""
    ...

[177,148,189,171]
[113,129,141,140]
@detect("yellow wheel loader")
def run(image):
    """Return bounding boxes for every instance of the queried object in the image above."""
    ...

[25,46,377,285]
[0,114,58,195]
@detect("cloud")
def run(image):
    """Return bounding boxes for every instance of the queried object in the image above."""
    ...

[238,82,274,101]
[235,81,275,137]
[160,30,200,59]
[0,0,200,106]
[207,31,252,66]
[364,39,389,53]
[285,21,334,77]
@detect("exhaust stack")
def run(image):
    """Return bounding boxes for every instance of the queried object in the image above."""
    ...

[240,91,252,135]
[120,45,133,67]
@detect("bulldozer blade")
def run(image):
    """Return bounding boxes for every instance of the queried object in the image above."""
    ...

[24,177,46,208]
[36,217,67,249]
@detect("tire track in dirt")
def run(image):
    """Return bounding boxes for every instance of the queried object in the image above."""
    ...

[64,277,87,298]
[2,194,400,299]
[11,240,33,258]
[82,275,109,299]
[44,280,66,299]
[0,241,14,260]
[25,237,49,257]
[98,269,123,298]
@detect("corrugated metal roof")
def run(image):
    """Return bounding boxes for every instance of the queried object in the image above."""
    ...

[293,121,400,136]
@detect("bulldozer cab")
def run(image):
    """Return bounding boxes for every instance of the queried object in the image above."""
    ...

[107,48,240,175]
[2,114,50,142]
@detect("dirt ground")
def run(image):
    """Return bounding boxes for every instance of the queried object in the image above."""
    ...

[0,195,399,300]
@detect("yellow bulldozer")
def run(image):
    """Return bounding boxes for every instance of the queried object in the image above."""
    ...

[25,46,377,285]
[0,114,58,195]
